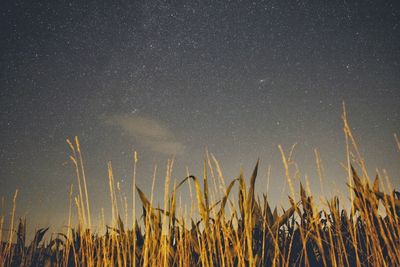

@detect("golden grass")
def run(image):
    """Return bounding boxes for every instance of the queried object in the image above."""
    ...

[0,106,399,266]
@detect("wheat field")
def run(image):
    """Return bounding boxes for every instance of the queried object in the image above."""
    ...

[1,110,399,267]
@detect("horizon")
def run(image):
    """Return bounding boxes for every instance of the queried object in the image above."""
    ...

[1,1,399,241]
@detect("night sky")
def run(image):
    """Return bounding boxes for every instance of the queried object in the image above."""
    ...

[1,1,399,233]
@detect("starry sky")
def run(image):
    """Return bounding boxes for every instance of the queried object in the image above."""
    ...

[1,1,399,233]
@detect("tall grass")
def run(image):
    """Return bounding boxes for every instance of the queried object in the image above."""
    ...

[0,108,399,266]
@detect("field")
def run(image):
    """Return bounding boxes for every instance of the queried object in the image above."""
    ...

[1,111,399,267]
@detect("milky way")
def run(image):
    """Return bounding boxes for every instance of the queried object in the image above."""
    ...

[0,1,399,233]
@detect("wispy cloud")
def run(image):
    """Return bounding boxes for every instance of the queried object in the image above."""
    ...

[104,114,185,155]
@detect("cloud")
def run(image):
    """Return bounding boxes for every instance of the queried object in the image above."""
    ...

[104,114,185,155]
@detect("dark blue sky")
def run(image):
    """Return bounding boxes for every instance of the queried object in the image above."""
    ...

[0,0,399,234]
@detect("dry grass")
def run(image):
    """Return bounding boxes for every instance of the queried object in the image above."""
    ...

[1,107,399,267]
